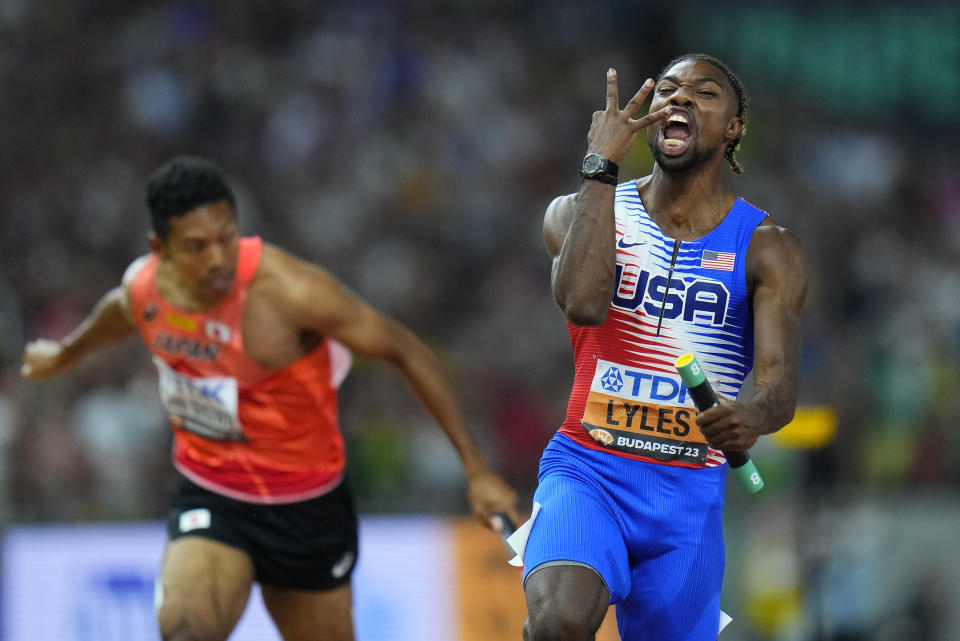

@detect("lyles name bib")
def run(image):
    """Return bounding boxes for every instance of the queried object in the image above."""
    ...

[581,358,708,465]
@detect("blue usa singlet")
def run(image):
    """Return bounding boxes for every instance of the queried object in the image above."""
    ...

[523,180,768,641]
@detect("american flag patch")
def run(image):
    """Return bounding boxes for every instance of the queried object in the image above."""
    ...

[701,250,736,271]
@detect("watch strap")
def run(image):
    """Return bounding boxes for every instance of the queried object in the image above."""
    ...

[580,155,619,185]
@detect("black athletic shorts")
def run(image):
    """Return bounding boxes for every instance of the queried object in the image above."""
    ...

[165,473,359,591]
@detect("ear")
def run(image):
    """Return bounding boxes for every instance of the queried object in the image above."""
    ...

[725,116,744,144]
[147,232,165,257]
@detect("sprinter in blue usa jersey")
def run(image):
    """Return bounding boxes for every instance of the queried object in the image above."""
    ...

[516,54,807,641]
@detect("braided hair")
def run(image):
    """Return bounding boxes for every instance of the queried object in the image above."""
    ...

[657,53,748,174]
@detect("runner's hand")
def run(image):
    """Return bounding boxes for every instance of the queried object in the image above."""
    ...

[587,68,670,163]
[466,470,521,533]
[696,397,764,452]
[21,339,68,380]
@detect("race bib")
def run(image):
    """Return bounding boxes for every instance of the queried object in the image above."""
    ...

[581,359,708,465]
[153,357,245,441]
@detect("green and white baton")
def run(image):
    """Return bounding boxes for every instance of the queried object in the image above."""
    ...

[675,353,764,494]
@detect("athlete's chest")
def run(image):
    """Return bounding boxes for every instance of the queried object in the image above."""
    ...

[145,276,308,373]
[240,295,309,370]
[611,208,740,331]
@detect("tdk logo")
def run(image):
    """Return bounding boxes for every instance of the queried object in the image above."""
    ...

[594,360,690,404]
[612,265,730,327]
[600,367,624,393]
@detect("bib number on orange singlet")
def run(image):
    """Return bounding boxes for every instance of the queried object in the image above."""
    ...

[153,357,246,441]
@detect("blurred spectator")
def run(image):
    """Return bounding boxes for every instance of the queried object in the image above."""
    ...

[1,0,958,575]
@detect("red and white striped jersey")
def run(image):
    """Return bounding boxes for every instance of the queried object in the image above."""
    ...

[557,181,768,469]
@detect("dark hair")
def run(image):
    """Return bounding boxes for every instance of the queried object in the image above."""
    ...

[146,156,236,239]
[657,53,748,174]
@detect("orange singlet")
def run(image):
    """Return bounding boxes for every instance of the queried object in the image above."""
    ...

[127,237,353,503]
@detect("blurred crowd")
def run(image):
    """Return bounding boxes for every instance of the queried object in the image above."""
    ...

[1,0,959,525]
[3,2,960,639]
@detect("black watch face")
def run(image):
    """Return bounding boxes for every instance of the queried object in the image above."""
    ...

[583,154,603,175]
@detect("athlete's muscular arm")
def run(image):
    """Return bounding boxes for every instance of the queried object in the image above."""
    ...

[264,247,520,528]
[547,69,668,326]
[696,224,807,451]
[21,284,138,380]
[22,258,144,380]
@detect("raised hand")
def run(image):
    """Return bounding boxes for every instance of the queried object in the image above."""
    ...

[587,68,669,163]
[21,339,69,380]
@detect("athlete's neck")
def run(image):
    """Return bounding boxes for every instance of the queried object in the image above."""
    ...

[639,165,737,241]
[156,261,229,312]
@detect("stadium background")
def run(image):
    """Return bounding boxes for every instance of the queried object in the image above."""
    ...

[1,1,959,639]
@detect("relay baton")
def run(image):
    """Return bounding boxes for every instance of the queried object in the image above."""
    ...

[675,353,764,494]
[492,512,517,555]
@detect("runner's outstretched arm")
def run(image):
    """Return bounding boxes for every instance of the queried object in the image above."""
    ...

[262,246,521,529]
[21,279,138,380]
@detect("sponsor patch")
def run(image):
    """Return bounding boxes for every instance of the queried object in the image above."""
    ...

[179,508,211,533]
[165,313,198,332]
[205,320,232,343]
[331,551,355,579]
[589,428,614,446]
[582,359,708,464]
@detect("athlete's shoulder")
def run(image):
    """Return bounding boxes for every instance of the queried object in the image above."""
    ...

[746,220,804,291]
[253,243,342,304]
[742,201,796,245]
[256,243,327,281]
[122,254,154,287]
[734,196,803,273]
[543,192,577,257]
[118,254,153,321]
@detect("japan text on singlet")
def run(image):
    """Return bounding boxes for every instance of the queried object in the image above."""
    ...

[127,237,353,503]
[558,182,768,468]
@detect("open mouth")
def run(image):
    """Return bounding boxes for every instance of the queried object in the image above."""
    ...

[659,111,694,156]
[204,271,235,293]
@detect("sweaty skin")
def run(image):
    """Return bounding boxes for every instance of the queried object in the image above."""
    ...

[528,60,807,641]
[23,201,519,525]
[544,61,806,452]
[22,200,522,641]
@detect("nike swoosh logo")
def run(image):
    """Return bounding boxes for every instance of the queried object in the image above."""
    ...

[617,239,646,249]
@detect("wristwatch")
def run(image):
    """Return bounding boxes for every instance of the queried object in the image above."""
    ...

[580,153,619,185]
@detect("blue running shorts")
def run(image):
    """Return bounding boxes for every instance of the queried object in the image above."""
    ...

[522,433,727,641]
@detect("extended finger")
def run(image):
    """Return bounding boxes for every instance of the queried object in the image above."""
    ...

[622,78,654,118]
[629,105,671,130]
[605,68,619,111]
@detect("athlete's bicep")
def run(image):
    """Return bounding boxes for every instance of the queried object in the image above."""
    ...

[275,254,408,362]
[544,193,579,303]
[748,226,806,388]
[543,193,577,259]
[313,285,408,362]
[119,255,151,325]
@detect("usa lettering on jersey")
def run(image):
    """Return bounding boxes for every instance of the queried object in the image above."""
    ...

[611,264,730,327]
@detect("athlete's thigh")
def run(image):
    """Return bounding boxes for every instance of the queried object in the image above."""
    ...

[157,536,255,641]
[261,582,354,641]
[521,463,631,601]
[520,460,628,639]
[616,501,725,641]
